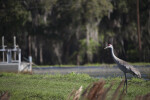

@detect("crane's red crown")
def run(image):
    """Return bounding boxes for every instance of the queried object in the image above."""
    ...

[108,44,111,46]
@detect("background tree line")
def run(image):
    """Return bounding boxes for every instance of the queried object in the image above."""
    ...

[0,0,149,65]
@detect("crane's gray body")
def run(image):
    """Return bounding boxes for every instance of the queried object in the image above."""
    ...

[114,56,141,77]
[109,45,141,78]
[105,44,141,92]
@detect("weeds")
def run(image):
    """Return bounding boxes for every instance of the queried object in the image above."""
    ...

[135,93,150,100]
[0,91,10,100]
[69,79,150,100]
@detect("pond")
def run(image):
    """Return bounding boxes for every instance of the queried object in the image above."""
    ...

[33,65,150,80]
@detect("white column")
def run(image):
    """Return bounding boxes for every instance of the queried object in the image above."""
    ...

[29,56,32,72]
[7,49,12,63]
[18,49,21,71]
[14,36,17,60]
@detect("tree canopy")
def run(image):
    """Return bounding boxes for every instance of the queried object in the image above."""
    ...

[0,0,149,65]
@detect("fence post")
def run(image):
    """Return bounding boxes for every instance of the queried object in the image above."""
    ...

[18,49,21,71]
[7,49,12,63]
[29,56,32,72]
[2,36,6,62]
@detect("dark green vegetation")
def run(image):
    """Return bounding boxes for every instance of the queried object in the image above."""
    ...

[0,0,149,65]
[0,73,150,100]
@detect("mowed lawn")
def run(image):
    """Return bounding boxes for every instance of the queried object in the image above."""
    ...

[0,72,150,100]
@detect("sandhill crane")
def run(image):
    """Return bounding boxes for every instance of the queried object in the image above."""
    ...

[104,44,141,93]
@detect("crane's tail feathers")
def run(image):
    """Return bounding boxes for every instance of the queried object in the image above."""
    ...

[135,72,141,78]
[130,67,141,78]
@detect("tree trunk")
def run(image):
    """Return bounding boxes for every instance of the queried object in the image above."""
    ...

[86,23,99,62]
[148,8,150,35]
[86,24,92,62]
[53,42,62,65]
[76,26,80,65]
[137,0,142,61]
[32,36,38,62]
[77,53,80,65]
[39,42,43,64]
[28,35,31,56]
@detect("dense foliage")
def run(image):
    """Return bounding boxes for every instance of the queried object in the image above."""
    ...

[0,0,149,65]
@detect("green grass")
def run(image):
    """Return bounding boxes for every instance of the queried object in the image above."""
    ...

[33,62,150,68]
[0,73,150,100]
[0,72,96,100]
[130,62,150,66]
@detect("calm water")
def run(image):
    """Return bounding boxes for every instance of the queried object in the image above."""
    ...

[33,65,150,80]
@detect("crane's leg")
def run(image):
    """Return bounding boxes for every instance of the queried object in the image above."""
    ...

[123,73,127,93]
[123,74,126,91]
[125,73,127,93]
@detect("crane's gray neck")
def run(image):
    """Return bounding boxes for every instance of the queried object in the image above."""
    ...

[110,47,117,61]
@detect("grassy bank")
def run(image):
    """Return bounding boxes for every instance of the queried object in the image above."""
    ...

[0,73,150,100]
[33,62,150,68]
